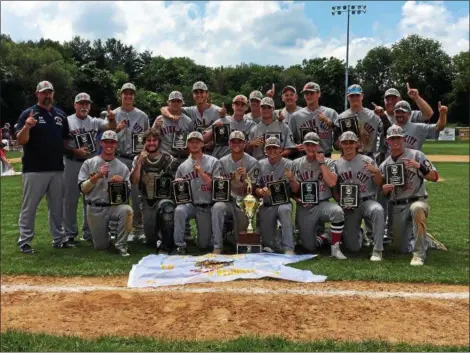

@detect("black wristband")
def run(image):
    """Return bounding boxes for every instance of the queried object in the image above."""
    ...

[419,164,430,176]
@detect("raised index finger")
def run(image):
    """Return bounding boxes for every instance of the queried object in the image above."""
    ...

[406,82,411,91]
[371,102,377,108]
[272,83,275,92]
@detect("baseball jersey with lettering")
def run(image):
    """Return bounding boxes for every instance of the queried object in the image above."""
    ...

[400,121,436,151]
[220,153,259,199]
[289,106,338,154]
[155,114,194,155]
[256,157,293,204]
[337,108,383,154]
[248,120,295,160]
[106,107,150,156]
[175,154,222,204]
[274,106,303,125]
[379,148,436,201]
[291,156,336,201]
[182,105,221,133]
[78,156,131,204]
[66,114,107,159]
[335,154,379,198]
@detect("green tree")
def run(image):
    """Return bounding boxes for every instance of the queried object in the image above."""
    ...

[447,52,470,124]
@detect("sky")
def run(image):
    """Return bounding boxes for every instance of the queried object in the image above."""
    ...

[1,1,468,68]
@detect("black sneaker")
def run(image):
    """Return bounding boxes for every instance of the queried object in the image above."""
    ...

[67,238,81,246]
[53,240,77,249]
[170,247,186,255]
[20,244,34,254]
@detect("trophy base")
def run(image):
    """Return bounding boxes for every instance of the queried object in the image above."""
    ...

[237,232,261,254]
[237,244,262,254]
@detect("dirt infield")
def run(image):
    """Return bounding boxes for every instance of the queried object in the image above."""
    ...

[1,276,469,346]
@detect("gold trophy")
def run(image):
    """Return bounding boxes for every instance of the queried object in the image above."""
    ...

[236,176,263,253]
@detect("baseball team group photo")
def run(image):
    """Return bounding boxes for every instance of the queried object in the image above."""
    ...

[1,1,469,351]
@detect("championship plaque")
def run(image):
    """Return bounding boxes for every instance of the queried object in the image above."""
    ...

[172,131,188,149]
[172,180,192,204]
[264,132,281,142]
[108,182,129,205]
[339,184,359,208]
[212,178,231,202]
[300,181,318,204]
[267,180,289,206]
[75,132,96,153]
[132,133,145,154]
[213,124,230,146]
[340,116,359,135]
[385,163,405,186]
[154,173,173,199]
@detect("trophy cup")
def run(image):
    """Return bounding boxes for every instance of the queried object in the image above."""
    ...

[236,177,263,254]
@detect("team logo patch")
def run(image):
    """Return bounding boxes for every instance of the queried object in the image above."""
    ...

[54,116,63,126]
[423,160,432,168]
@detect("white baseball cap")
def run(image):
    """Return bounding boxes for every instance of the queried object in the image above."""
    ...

[186,131,204,142]
[229,130,246,141]
[74,92,93,104]
[264,136,281,148]
[303,132,320,145]
[340,131,358,142]
[387,125,404,139]
[36,81,54,92]
[120,83,136,93]
[101,130,118,142]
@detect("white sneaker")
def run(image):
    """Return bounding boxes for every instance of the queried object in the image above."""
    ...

[331,243,347,260]
[119,248,130,257]
[263,246,275,253]
[127,233,137,242]
[410,255,424,266]
[284,250,296,255]
[138,233,147,244]
[370,251,383,262]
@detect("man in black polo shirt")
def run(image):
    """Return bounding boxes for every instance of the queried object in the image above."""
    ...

[16,80,76,254]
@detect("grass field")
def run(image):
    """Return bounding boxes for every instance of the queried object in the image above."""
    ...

[2,331,468,352]
[421,140,469,155]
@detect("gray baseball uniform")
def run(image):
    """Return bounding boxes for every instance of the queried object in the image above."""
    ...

[337,108,383,155]
[256,157,295,251]
[132,152,178,249]
[379,148,437,259]
[63,114,107,241]
[182,105,221,133]
[335,154,384,252]
[155,113,194,161]
[211,153,260,249]
[174,154,223,249]
[248,120,295,160]
[274,106,303,125]
[388,110,426,124]
[291,156,344,251]
[78,156,133,252]
[206,115,256,159]
[401,121,437,151]
[106,107,150,233]
[289,106,338,156]
[245,112,262,124]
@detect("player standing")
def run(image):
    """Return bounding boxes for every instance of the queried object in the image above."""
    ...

[245,91,264,124]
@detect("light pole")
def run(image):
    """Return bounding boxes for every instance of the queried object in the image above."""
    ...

[331,4,367,110]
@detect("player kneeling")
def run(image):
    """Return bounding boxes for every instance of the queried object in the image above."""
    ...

[130,129,178,253]
[78,130,133,257]
[290,132,346,259]
[380,125,439,266]
[334,131,385,261]
[172,131,223,255]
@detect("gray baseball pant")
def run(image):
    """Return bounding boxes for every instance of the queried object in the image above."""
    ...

[174,204,212,248]
[62,158,91,240]
[86,204,133,251]
[342,200,385,252]
[390,200,428,259]
[259,203,294,251]
[211,202,249,250]
[18,171,67,248]
[295,201,344,251]
[118,156,143,233]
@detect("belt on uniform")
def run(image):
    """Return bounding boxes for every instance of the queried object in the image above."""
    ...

[360,195,375,203]
[118,153,136,160]
[393,196,428,206]
[194,203,213,208]
[65,155,87,163]
[87,201,111,207]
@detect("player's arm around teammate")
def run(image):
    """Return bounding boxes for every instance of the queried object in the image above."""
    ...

[380,125,439,266]
[290,132,347,259]
[334,132,385,261]
[78,130,133,257]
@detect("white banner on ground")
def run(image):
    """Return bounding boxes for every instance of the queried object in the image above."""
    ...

[438,128,455,141]
[127,253,327,288]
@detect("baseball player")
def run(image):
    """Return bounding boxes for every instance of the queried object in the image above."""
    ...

[290,132,347,259]
[383,84,434,124]
[130,129,178,253]
[391,100,447,151]
[334,131,385,261]
[245,91,264,124]
[204,94,257,159]
[336,84,384,158]
[106,83,150,241]
[289,82,339,158]
[16,80,76,254]
[63,93,116,244]
[254,137,296,254]
[172,131,223,255]
[274,85,303,125]
[213,131,260,253]
[152,91,194,167]
[78,130,133,257]
[380,125,440,266]
[247,97,295,160]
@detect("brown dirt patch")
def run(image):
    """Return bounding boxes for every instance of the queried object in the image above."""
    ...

[1,276,469,346]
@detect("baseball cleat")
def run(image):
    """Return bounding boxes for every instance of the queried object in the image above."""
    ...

[19,244,34,254]
[263,246,275,253]
[284,250,296,255]
[119,248,130,257]
[410,255,424,266]
[370,251,383,262]
[53,240,77,249]
[170,247,186,255]
[331,243,347,260]
[138,233,147,244]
